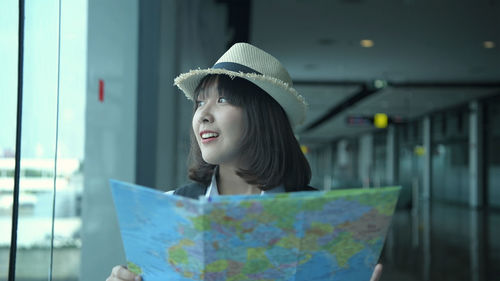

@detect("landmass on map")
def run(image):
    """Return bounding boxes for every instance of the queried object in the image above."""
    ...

[110,180,400,281]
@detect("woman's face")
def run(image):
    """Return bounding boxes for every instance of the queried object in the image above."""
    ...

[192,80,245,167]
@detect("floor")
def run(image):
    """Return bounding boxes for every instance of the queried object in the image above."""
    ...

[380,201,500,281]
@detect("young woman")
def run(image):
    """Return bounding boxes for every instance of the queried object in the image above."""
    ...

[106,43,382,281]
[173,73,315,199]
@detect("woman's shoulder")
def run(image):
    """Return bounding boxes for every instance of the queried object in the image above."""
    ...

[173,182,207,199]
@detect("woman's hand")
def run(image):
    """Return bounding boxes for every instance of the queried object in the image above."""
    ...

[106,265,141,281]
[369,263,383,281]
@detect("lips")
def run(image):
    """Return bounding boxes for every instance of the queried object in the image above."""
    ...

[200,130,219,143]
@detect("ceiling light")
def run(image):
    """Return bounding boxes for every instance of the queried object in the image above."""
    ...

[373,79,387,89]
[360,39,374,48]
[483,41,495,49]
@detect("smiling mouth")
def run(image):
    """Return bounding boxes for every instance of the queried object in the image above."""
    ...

[200,132,219,142]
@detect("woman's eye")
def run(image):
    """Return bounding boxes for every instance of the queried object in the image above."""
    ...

[196,100,205,107]
[218,97,228,103]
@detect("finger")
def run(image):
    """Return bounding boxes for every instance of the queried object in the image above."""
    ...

[111,265,122,277]
[370,263,383,281]
[111,265,137,280]
[106,274,141,281]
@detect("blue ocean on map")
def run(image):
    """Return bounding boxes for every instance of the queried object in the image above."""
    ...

[110,179,400,281]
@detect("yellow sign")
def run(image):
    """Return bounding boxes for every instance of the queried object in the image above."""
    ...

[414,146,426,156]
[374,113,388,128]
[300,145,309,154]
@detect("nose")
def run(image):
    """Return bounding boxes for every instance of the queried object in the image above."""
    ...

[197,103,214,124]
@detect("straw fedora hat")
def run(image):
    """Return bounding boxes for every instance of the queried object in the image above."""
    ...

[174,42,307,127]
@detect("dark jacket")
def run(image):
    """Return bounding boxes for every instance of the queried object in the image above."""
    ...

[174,182,317,200]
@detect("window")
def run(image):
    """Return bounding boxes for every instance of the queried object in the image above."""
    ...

[0,1,86,280]
[0,1,18,280]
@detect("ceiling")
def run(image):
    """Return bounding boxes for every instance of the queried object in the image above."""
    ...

[248,0,500,144]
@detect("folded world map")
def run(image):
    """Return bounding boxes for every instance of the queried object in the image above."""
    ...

[110,180,400,281]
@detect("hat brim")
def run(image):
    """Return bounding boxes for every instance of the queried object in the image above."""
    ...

[174,68,307,127]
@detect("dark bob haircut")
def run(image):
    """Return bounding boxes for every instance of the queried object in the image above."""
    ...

[188,74,311,191]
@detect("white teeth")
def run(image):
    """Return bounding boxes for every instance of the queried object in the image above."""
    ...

[201,132,219,139]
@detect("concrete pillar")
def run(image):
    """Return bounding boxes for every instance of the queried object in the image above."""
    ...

[154,0,180,190]
[81,0,139,280]
[322,144,333,190]
[358,134,373,188]
[469,209,485,281]
[422,201,431,280]
[386,125,398,185]
[469,100,484,208]
[422,117,432,200]
[157,0,228,189]
[135,0,162,189]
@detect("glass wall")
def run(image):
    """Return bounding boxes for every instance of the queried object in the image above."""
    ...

[431,107,470,205]
[0,0,86,280]
[397,121,423,208]
[332,138,360,189]
[309,138,361,190]
[372,131,387,187]
[0,1,18,280]
[308,145,328,189]
[486,95,500,209]
[14,1,60,277]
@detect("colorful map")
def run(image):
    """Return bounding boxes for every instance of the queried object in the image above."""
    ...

[110,180,400,281]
